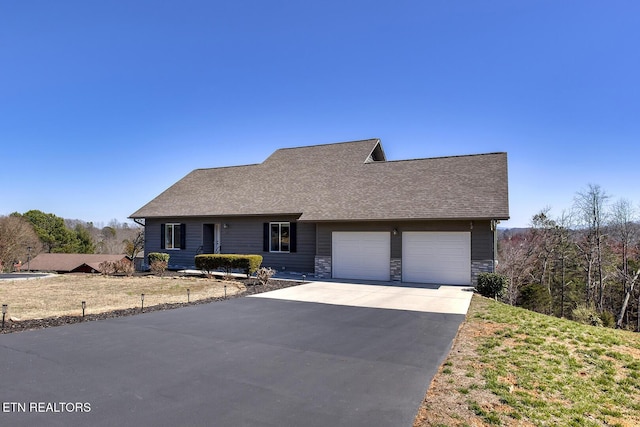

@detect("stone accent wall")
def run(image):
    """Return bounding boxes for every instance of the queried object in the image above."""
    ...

[471,259,495,285]
[390,258,402,281]
[314,255,332,279]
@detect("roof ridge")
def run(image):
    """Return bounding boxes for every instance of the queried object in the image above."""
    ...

[378,151,506,164]
[273,138,380,152]
[191,163,261,172]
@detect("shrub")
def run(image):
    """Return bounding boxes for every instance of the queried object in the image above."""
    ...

[195,254,263,277]
[148,252,169,276]
[114,259,134,276]
[231,255,263,276]
[572,304,603,327]
[255,267,276,285]
[150,260,168,276]
[476,272,508,299]
[148,252,170,265]
[101,259,135,276]
[99,261,116,276]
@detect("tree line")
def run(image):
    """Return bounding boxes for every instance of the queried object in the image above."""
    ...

[0,210,143,272]
[497,184,640,330]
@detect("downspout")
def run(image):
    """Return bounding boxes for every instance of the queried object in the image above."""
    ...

[492,219,499,273]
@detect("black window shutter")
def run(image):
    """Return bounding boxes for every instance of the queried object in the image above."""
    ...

[290,222,297,253]
[180,224,186,249]
[160,224,166,249]
[263,223,270,252]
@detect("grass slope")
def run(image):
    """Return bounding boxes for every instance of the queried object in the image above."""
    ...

[415,295,640,426]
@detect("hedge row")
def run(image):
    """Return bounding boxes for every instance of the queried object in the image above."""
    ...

[195,254,263,276]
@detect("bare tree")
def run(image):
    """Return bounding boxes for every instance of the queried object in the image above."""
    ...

[529,208,557,295]
[123,228,145,260]
[553,211,575,318]
[574,184,610,311]
[497,229,535,305]
[0,215,42,272]
[610,199,640,328]
[93,220,142,254]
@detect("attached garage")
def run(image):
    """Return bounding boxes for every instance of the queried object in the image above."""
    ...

[332,232,390,281]
[402,232,471,285]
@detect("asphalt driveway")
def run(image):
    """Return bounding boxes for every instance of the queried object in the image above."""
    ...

[0,281,471,427]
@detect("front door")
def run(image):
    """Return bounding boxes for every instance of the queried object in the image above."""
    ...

[214,223,221,253]
[203,224,222,254]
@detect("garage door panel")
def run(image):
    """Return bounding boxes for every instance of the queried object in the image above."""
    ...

[402,232,470,285]
[332,232,390,281]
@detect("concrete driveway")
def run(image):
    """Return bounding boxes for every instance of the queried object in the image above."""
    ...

[251,280,473,314]
[0,280,472,427]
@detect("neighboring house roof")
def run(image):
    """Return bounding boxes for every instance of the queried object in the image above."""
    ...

[130,139,509,221]
[26,253,129,273]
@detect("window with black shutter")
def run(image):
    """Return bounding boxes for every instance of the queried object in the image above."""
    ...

[163,223,185,250]
[264,222,296,253]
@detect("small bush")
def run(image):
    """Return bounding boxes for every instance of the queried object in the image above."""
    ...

[148,253,169,276]
[256,267,276,285]
[195,254,263,277]
[150,260,168,276]
[476,272,508,299]
[114,259,134,276]
[99,261,116,276]
[148,252,170,265]
[572,304,603,327]
[101,259,135,276]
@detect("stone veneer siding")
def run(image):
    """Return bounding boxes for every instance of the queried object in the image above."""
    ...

[314,255,332,279]
[316,255,492,284]
[471,259,495,285]
[390,258,402,281]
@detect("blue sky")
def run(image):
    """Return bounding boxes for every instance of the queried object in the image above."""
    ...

[1,1,638,228]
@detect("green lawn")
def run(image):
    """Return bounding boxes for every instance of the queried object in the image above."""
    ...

[415,295,640,426]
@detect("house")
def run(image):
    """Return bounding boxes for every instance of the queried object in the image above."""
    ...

[130,139,509,285]
[26,253,131,274]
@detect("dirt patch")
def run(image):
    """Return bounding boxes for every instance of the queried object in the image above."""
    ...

[413,317,508,427]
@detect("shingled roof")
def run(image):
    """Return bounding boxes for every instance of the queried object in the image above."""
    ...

[130,139,509,221]
[26,253,130,273]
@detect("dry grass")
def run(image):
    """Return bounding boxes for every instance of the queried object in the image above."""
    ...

[0,274,245,320]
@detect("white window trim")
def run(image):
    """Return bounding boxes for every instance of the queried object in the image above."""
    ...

[270,222,290,253]
[165,223,181,250]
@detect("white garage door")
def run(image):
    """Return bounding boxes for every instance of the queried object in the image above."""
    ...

[332,232,390,281]
[402,232,471,285]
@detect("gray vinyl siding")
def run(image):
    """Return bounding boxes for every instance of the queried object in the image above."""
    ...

[316,220,494,260]
[144,216,316,273]
[144,218,207,269]
[143,217,493,272]
[219,216,316,273]
[470,221,494,261]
